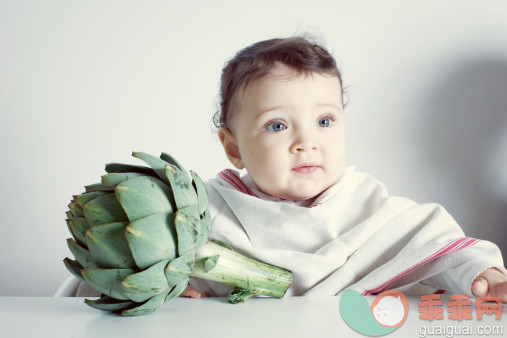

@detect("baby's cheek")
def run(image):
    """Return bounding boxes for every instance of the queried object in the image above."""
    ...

[255,148,284,171]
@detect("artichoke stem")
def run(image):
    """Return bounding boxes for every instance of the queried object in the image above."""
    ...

[190,241,292,299]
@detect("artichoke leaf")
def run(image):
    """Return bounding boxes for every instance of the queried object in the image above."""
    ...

[190,171,208,215]
[174,205,200,256]
[63,258,85,280]
[86,222,136,269]
[85,183,114,193]
[67,238,97,268]
[75,191,108,207]
[210,239,233,251]
[164,280,188,302]
[125,212,177,270]
[122,291,169,316]
[68,202,84,218]
[132,151,172,184]
[160,152,188,178]
[115,176,175,222]
[105,162,155,176]
[193,255,219,275]
[204,255,219,272]
[121,260,171,303]
[66,217,89,246]
[101,172,144,188]
[82,193,128,225]
[164,164,197,209]
[202,209,212,231]
[164,251,194,287]
[228,287,256,304]
[84,296,135,312]
[81,267,135,300]
[195,210,211,249]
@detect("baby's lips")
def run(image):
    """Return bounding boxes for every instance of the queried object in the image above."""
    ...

[292,165,320,174]
[292,162,318,169]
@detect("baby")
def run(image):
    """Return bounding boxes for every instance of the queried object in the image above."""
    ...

[182,36,507,301]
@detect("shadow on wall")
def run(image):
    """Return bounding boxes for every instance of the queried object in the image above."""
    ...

[418,58,507,260]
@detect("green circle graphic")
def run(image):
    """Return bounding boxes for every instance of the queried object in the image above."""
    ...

[339,289,401,336]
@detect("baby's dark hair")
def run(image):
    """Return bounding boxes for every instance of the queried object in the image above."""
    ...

[212,36,345,132]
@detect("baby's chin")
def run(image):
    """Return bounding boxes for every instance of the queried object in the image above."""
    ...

[253,176,333,202]
[263,188,322,203]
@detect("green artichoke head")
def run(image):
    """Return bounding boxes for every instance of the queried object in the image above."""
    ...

[64,152,211,316]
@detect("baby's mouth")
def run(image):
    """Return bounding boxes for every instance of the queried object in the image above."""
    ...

[292,165,320,174]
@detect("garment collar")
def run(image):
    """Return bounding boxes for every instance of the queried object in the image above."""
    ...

[216,165,356,208]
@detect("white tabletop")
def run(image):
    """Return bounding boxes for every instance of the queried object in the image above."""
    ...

[0,295,505,338]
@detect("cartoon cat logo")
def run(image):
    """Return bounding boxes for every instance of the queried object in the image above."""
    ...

[370,290,408,327]
[339,289,409,336]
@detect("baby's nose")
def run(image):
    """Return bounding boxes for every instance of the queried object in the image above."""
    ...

[290,139,319,153]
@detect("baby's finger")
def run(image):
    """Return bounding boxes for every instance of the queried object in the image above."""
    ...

[489,281,507,303]
[472,278,488,298]
[179,285,202,298]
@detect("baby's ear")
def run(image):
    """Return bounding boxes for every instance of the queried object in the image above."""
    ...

[218,128,245,169]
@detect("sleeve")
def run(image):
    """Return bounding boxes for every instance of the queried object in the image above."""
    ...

[349,201,507,297]
[420,239,507,295]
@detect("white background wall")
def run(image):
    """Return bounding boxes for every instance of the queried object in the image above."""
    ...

[1,0,506,296]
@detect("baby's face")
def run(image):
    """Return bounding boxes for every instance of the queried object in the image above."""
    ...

[221,63,345,202]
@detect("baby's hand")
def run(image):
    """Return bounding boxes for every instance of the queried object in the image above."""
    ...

[179,284,211,298]
[471,267,507,303]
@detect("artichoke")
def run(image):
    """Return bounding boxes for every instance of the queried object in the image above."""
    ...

[63,152,292,316]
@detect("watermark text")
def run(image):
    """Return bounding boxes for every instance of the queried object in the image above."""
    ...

[419,324,504,337]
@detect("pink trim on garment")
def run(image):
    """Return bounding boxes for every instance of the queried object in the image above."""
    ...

[218,169,260,198]
[361,237,479,296]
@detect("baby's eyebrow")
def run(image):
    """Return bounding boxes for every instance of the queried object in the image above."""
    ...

[257,103,341,116]
[253,105,285,121]
[257,105,284,117]
[315,103,342,111]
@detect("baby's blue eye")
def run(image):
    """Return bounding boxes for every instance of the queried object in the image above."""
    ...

[318,117,332,127]
[266,122,287,132]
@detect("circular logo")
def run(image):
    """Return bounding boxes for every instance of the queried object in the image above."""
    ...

[339,289,409,336]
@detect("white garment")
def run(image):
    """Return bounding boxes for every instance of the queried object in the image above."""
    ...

[189,166,506,297]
